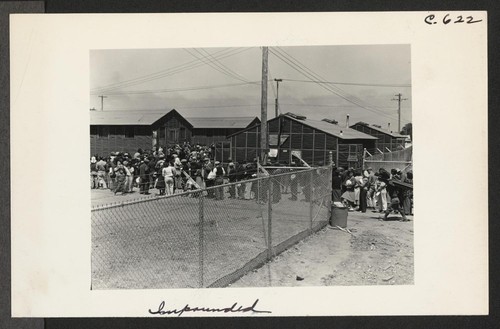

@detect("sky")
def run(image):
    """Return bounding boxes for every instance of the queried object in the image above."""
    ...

[90,45,411,131]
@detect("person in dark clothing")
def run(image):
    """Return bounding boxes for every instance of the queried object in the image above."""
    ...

[90,157,98,189]
[382,189,409,221]
[235,161,247,199]
[113,161,127,195]
[402,171,413,215]
[358,176,369,213]
[227,161,237,198]
[213,161,225,200]
[139,158,150,195]
[331,168,343,202]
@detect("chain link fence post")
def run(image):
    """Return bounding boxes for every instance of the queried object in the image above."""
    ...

[198,193,204,288]
[309,169,314,231]
[267,177,273,260]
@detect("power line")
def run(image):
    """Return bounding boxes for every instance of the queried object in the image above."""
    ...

[91,47,238,92]
[275,47,394,117]
[91,48,253,93]
[197,48,252,83]
[276,48,404,121]
[185,48,251,83]
[91,81,260,96]
[282,78,411,88]
[270,47,397,120]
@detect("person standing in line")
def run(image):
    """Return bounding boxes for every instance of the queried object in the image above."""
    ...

[341,171,356,211]
[213,161,225,200]
[173,154,182,191]
[365,167,376,209]
[96,157,108,189]
[162,161,175,195]
[376,173,388,212]
[331,168,342,202]
[90,156,98,189]
[359,176,369,213]
[180,159,189,192]
[139,158,151,195]
[113,161,127,195]
[122,160,132,193]
[227,160,237,199]
[156,161,166,196]
[235,161,247,199]
[353,171,363,209]
[204,158,215,198]
[402,171,413,215]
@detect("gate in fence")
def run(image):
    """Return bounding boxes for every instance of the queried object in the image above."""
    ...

[91,166,333,289]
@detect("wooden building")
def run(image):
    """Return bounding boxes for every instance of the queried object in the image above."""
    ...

[90,109,259,156]
[349,122,407,154]
[227,112,377,169]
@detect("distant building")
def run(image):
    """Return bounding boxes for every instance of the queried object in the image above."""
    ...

[349,122,407,154]
[227,112,377,169]
[90,109,260,156]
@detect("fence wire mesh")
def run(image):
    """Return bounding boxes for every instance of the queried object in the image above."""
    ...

[91,166,332,289]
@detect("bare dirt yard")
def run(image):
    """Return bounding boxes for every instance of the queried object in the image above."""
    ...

[91,185,329,289]
[231,210,414,287]
[91,184,412,289]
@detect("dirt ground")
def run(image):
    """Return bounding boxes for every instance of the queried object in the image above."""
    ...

[91,184,330,289]
[231,209,414,287]
[91,181,413,289]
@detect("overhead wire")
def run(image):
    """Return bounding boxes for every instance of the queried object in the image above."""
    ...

[282,78,411,88]
[279,48,410,122]
[274,47,398,120]
[91,81,260,96]
[196,48,252,83]
[271,47,399,121]
[92,48,252,94]
[91,47,237,93]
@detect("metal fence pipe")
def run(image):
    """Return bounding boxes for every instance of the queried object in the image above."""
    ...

[267,177,272,260]
[198,194,204,288]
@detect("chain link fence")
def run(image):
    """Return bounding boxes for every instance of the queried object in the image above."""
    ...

[91,166,332,289]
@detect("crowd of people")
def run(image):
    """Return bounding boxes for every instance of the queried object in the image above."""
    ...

[90,142,282,200]
[332,166,413,222]
[90,144,413,219]
[90,142,331,204]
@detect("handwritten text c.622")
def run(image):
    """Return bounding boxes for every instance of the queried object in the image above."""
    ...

[424,14,482,25]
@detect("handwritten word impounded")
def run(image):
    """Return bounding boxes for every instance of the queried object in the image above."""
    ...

[148,299,272,316]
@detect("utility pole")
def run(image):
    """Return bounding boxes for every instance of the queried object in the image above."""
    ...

[260,47,269,165]
[98,95,107,111]
[391,93,407,132]
[274,78,282,118]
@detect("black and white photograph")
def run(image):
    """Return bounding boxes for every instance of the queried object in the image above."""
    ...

[89,45,413,289]
[9,12,487,317]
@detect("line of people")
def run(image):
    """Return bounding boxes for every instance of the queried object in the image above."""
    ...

[332,166,413,221]
[90,147,325,205]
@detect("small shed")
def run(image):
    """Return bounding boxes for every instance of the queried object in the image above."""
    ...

[227,112,377,169]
